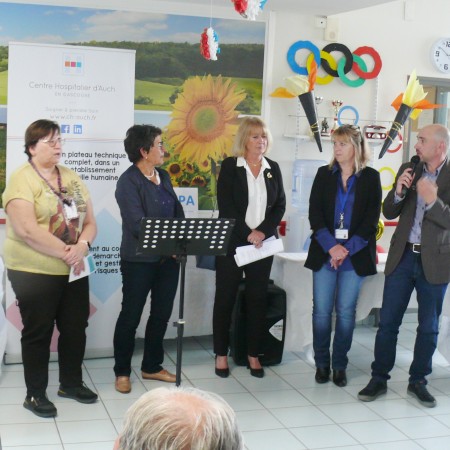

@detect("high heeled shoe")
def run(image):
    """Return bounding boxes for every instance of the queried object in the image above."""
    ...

[247,357,264,378]
[247,365,265,378]
[215,356,229,378]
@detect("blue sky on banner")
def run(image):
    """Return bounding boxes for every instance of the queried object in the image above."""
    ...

[0,3,265,45]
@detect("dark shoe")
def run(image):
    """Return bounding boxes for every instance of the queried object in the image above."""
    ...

[358,379,387,402]
[142,369,176,383]
[333,370,347,387]
[247,365,265,378]
[58,382,98,404]
[215,355,230,378]
[247,356,264,378]
[407,382,436,408]
[215,367,230,378]
[315,367,330,384]
[23,395,57,418]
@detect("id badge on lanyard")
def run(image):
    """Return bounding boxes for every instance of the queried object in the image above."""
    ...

[63,199,79,220]
[335,212,348,239]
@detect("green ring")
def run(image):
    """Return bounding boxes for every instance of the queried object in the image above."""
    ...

[337,54,367,87]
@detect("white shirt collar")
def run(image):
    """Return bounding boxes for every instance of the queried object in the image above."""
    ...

[237,156,271,170]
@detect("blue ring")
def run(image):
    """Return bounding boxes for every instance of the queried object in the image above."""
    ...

[337,105,359,125]
[287,40,320,76]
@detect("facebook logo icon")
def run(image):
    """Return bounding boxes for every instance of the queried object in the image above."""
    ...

[61,124,70,134]
[73,125,83,134]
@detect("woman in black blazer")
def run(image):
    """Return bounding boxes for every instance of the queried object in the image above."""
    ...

[213,117,286,378]
[305,124,381,387]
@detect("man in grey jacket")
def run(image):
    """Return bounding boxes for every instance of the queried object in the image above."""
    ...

[358,124,450,408]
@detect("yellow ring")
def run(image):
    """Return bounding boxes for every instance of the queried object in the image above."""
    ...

[307,51,336,85]
[379,166,396,191]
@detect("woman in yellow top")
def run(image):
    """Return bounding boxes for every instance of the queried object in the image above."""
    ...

[2,119,97,418]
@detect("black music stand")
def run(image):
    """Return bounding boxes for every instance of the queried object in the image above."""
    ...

[137,217,235,386]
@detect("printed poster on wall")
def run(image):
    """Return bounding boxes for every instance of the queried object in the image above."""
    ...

[5,42,135,362]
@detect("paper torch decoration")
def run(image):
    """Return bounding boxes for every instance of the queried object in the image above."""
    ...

[200,27,220,61]
[378,70,442,159]
[232,0,268,21]
[270,61,323,152]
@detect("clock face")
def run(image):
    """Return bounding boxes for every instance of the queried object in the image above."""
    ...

[432,38,450,73]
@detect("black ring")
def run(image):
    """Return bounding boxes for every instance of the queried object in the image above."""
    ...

[321,43,353,77]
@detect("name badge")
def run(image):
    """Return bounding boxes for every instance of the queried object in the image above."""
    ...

[335,228,348,239]
[64,200,79,220]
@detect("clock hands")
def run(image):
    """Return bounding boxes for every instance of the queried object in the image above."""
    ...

[438,46,450,58]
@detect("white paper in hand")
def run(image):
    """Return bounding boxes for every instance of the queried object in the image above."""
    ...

[234,236,284,267]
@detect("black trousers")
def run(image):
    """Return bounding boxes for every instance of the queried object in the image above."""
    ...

[213,254,273,357]
[8,270,90,398]
[113,258,180,376]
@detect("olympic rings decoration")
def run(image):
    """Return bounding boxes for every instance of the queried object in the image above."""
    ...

[321,43,353,77]
[387,131,403,153]
[286,40,382,87]
[287,40,320,76]
[306,52,334,85]
[379,167,396,190]
[338,55,367,88]
[337,105,360,126]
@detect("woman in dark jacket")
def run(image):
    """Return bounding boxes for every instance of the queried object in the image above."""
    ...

[213,117,286,378]
[305,124,381,387]
[113,125,184,394]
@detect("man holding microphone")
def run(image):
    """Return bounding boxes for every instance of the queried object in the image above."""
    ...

[358,124,450,408]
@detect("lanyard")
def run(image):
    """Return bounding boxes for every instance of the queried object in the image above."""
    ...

[337,175,355,229]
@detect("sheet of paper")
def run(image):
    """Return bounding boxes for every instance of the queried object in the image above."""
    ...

[69,254,97,282]
[234,237,284,267]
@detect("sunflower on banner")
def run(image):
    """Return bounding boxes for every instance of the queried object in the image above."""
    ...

[163,74,246,209]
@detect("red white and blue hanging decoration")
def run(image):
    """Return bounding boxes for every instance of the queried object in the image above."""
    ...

[200,27,220,61]
[232,0,268,21]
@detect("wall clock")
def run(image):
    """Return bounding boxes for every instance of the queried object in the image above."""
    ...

[431,38,450,73]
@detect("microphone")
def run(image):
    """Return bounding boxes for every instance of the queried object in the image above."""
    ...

[401,155,420,197]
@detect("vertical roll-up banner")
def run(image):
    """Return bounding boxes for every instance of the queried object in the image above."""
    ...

[5,42,135,362]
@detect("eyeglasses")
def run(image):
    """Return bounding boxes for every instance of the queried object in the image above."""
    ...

[40,137,65,147]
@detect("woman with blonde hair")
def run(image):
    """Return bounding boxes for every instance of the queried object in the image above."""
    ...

[213,117,286,378]
[305,124,381,387]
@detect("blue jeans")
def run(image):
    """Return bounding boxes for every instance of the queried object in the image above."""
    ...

[113,258,179,376]
[312,265,364,370]
[372,248,447,384]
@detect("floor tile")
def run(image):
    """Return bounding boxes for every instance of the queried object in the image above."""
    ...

[252,389,311,408]
[220,392,265,411]
[56,419,118,444]
[290,424,358,448]
[318,402,382,423]
[389,416,450,439]
[243,429,305,450]
[340,419,409,444]
[0,422,61,446]
[235,409,284,431]
[270,405,333,428]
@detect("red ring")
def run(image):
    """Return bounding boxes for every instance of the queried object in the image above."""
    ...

[387,132,403,153]
[352,46,382,79]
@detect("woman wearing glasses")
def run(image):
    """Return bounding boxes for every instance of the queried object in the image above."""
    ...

[305,124,381,387]
[113,125,184,394]
[3,119,97,418]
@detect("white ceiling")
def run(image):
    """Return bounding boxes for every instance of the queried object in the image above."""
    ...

[162,0,399,16]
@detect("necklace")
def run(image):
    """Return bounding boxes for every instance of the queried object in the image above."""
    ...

[29,160,72,206]
[144,169,155,179]
[246,159,262,167]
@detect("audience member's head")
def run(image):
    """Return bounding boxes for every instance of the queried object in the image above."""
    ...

[114,386,244,450]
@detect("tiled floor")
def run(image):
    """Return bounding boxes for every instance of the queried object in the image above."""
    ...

[2,313,450,449]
